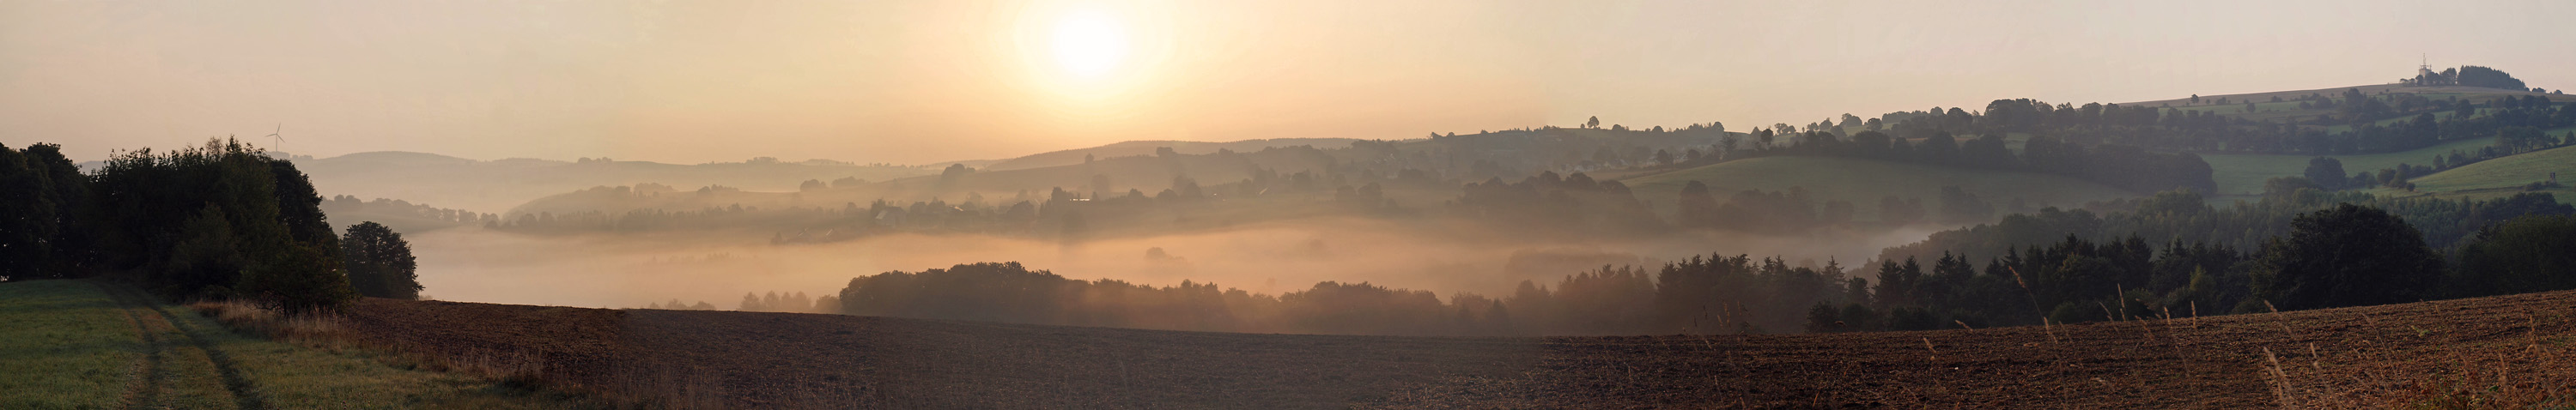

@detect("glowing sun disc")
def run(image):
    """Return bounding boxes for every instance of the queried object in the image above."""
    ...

[1049,10,1130,78]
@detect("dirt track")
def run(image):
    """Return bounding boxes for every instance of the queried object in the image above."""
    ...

[339,290,2576,408]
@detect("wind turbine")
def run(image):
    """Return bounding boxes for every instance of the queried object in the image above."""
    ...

[265,124,284,155]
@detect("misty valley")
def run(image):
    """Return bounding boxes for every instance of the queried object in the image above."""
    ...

[7,2,2576,407]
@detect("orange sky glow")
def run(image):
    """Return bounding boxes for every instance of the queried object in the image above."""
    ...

[3,0,2570,164]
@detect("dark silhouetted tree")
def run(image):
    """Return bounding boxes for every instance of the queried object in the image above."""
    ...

[2251,204,2444,311]
[2303,157,2348,190]
[2450,215,2576,298]
[341,221,422,299]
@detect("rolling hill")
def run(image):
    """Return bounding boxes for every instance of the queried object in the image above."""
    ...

[2372,142,2576,201]
[975,138,1363,171]
[502,128,1735,217]
[2125,84,2569,114]
[1619,156,2137,221]
[289,152,935,214]
[2199,136,2502,196]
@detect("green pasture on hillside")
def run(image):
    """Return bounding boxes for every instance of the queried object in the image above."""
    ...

[2371,143,2576,202]
[0,280,593,409]
[2201,136,2503,196]
[1619,156,2135,221]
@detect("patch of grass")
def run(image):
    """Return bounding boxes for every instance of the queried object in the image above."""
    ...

[0,280,598,409]
[176,300,596,409]
[1619,156,2136,221]
[2201,136,2502,196]
[2319,111,2467,134]
[2368,134,2576,202]
[0,280,143,409]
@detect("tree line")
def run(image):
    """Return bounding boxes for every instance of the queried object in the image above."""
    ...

[2299,127,2574,193]
[808,195,2576,336]
[504,167,2048,247]
[825,260,1852,336]
[0,139,422,310]
[1668,183,2000,232]
[1649,125,2218,195]
[2404,65,2533,91]
[1822,200,2576,333]
[1881,186,2572,266]
[1848,87,2571,157]
[494,171,1415,244]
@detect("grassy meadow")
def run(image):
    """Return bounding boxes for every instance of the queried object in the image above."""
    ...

[2200,136,2502,196]
[1619,156,2136,221]
[0,280,146,408]
[0,280,594,409]
[2371,143,2576,202]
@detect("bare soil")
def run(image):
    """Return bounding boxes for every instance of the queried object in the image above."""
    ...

[338,290,2576,408]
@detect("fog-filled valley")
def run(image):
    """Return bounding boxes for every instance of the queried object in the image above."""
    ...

[13,2,2576,406]
[411,216,1939,315]
[371,126,1962,329]
[240,83,2576,336]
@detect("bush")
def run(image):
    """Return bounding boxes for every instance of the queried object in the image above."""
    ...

[2450,215,2576,298]
[341,222,422,299]
[2251,204,2444,310]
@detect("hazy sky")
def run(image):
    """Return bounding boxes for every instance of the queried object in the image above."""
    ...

[3,0,2569,164]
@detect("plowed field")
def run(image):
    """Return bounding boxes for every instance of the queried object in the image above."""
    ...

[338,290,2576,408]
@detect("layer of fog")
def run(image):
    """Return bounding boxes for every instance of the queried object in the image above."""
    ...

[412,217,1952,310]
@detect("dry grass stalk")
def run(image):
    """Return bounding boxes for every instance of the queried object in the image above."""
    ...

[2040,317,2059,344]
[2262,347,2293,408]
[187,299,348,347]
[2190,301,2200,329]
[1920,337,1936,362]
[185,299,611,405]
[2263,300,2299,339]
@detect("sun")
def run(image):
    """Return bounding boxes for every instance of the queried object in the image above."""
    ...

[1048,9,1131,79]
[1003,1,1169,104]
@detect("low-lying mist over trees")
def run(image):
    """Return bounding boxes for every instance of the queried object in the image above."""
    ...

[774,195,2571,336]
[18,66,2566,342]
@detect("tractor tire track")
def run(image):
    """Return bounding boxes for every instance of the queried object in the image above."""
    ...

[96,281,167,410]
[96,282,269,410]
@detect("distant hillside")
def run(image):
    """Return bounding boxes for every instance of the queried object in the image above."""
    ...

[290,152,935,213]
[2122,84,2566,110]
[2201,136,2502,196]
[505,145,1354,216]
[2376,142,2576,201]
[319,196,489,234]
[1619,156,2136,222]
[977,138,1362,171]
[508,127,1734,216]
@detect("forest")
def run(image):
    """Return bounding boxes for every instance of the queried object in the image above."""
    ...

[1842,85,2571,156]
[0,139,422,309]
[816,192,2575,336]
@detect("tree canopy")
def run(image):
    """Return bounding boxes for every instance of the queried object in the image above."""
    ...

[2450,215,2576,298]
[2251,203,2444,311]
[7,138,364,311]
[340,221,422,299]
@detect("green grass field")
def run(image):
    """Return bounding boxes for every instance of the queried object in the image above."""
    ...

[0,280,592,409]
[2369,143,2576,202]
[1619,156,2136,221]
[0,280,148,408]
[2200,136,2502,196]
[2319,111,2468,134]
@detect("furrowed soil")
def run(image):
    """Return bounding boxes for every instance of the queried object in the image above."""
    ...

[339,290,2576,408]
